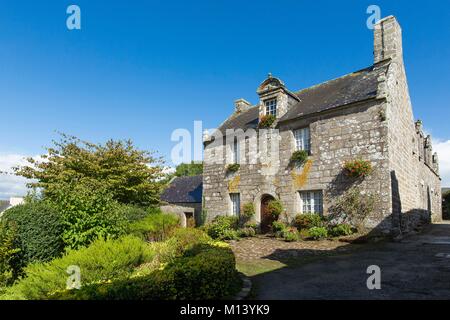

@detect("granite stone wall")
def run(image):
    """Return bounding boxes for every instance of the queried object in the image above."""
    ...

[202,16,442,235]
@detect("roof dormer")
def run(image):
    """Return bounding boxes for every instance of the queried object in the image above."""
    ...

[257,73,299,121]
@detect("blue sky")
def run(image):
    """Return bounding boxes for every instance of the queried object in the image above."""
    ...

[1,0,450,198]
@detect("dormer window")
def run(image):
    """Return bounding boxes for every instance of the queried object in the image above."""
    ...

[265,99,277,116]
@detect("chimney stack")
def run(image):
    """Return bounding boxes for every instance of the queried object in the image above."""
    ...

[374,16,403,64]
[234,98,252,113]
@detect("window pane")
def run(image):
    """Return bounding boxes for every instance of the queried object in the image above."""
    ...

[300,191,322,214]
[294,128,310,152]
[265,99,277,116]
[233,139,239,164]
[230,193,240,216]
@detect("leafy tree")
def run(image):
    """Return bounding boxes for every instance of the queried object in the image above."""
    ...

[51,180,127,250]
[174,161,203,177]
[14,133,167,206]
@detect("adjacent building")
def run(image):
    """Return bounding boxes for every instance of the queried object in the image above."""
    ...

[160,175,203,226]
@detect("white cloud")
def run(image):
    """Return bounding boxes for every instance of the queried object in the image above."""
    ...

[433,139,450,187]
[0,154,34,200]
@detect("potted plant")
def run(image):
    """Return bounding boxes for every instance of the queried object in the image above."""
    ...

[290,150,309,166]
[343,159,373,178]
[258,114,276,128]
[226,163,240,173]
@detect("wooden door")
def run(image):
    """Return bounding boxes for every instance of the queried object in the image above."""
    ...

[260,195,275,233]
[185,212,196,228]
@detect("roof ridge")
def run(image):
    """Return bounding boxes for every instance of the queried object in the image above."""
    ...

[294,64,375,95]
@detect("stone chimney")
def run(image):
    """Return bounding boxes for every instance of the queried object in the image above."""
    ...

[234,98,252,113]
[374,16,403,64]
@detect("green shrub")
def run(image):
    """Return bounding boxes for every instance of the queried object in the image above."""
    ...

[2,235,153,300]
[293,213,324,230]
[219,229,239,241]
[267,200,283,220]
[129,212,180,242]
[258,114,276,128]
[308,227,328,240]
[2,201,64,265]
[0,222,22,288]
[237,227,256,238]
[343,159,373,178]
[240,203,255,226]
[281,227,299,242]
[329,224,355,237]
[133,228,213,274]
[205,216,239,240]
[50,243,240,300]
[226,163,240,173]
[51,181,127,250]
[298,228,310,240]
[244,221,258,231]
[271,220,287,233]
[120,205,149,222]
[290,150,309,166]
[170,228,212,251]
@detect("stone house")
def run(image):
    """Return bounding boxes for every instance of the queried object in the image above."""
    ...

[202,16,442,235]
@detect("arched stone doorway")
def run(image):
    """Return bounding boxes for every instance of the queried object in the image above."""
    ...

[260,194,276,233]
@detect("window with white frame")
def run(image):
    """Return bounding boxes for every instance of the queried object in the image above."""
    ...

[265,99,277,116]
[299,191,323,214]
[230,193,240,216]
[231,137,240,164]
[294,127,310,153]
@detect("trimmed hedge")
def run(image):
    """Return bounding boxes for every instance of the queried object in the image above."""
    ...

[1,228,240,300]
[2,235,154,300]
[51,243,240,300]
[1,201,64,265]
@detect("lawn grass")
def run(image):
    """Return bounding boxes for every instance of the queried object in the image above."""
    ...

[236,259,286,277]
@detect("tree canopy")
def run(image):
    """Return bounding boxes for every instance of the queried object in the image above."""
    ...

[14,133,167,206]
[174,161,203,177]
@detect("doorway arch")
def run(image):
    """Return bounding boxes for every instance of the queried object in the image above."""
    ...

[260,194,276,233]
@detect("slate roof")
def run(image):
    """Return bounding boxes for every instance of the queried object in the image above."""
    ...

[218,106,259,132]
[161,175,203,203]
[280,64,386,122]
[217,62,388,132]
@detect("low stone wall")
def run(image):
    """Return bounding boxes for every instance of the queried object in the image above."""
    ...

[160,205,195,228]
